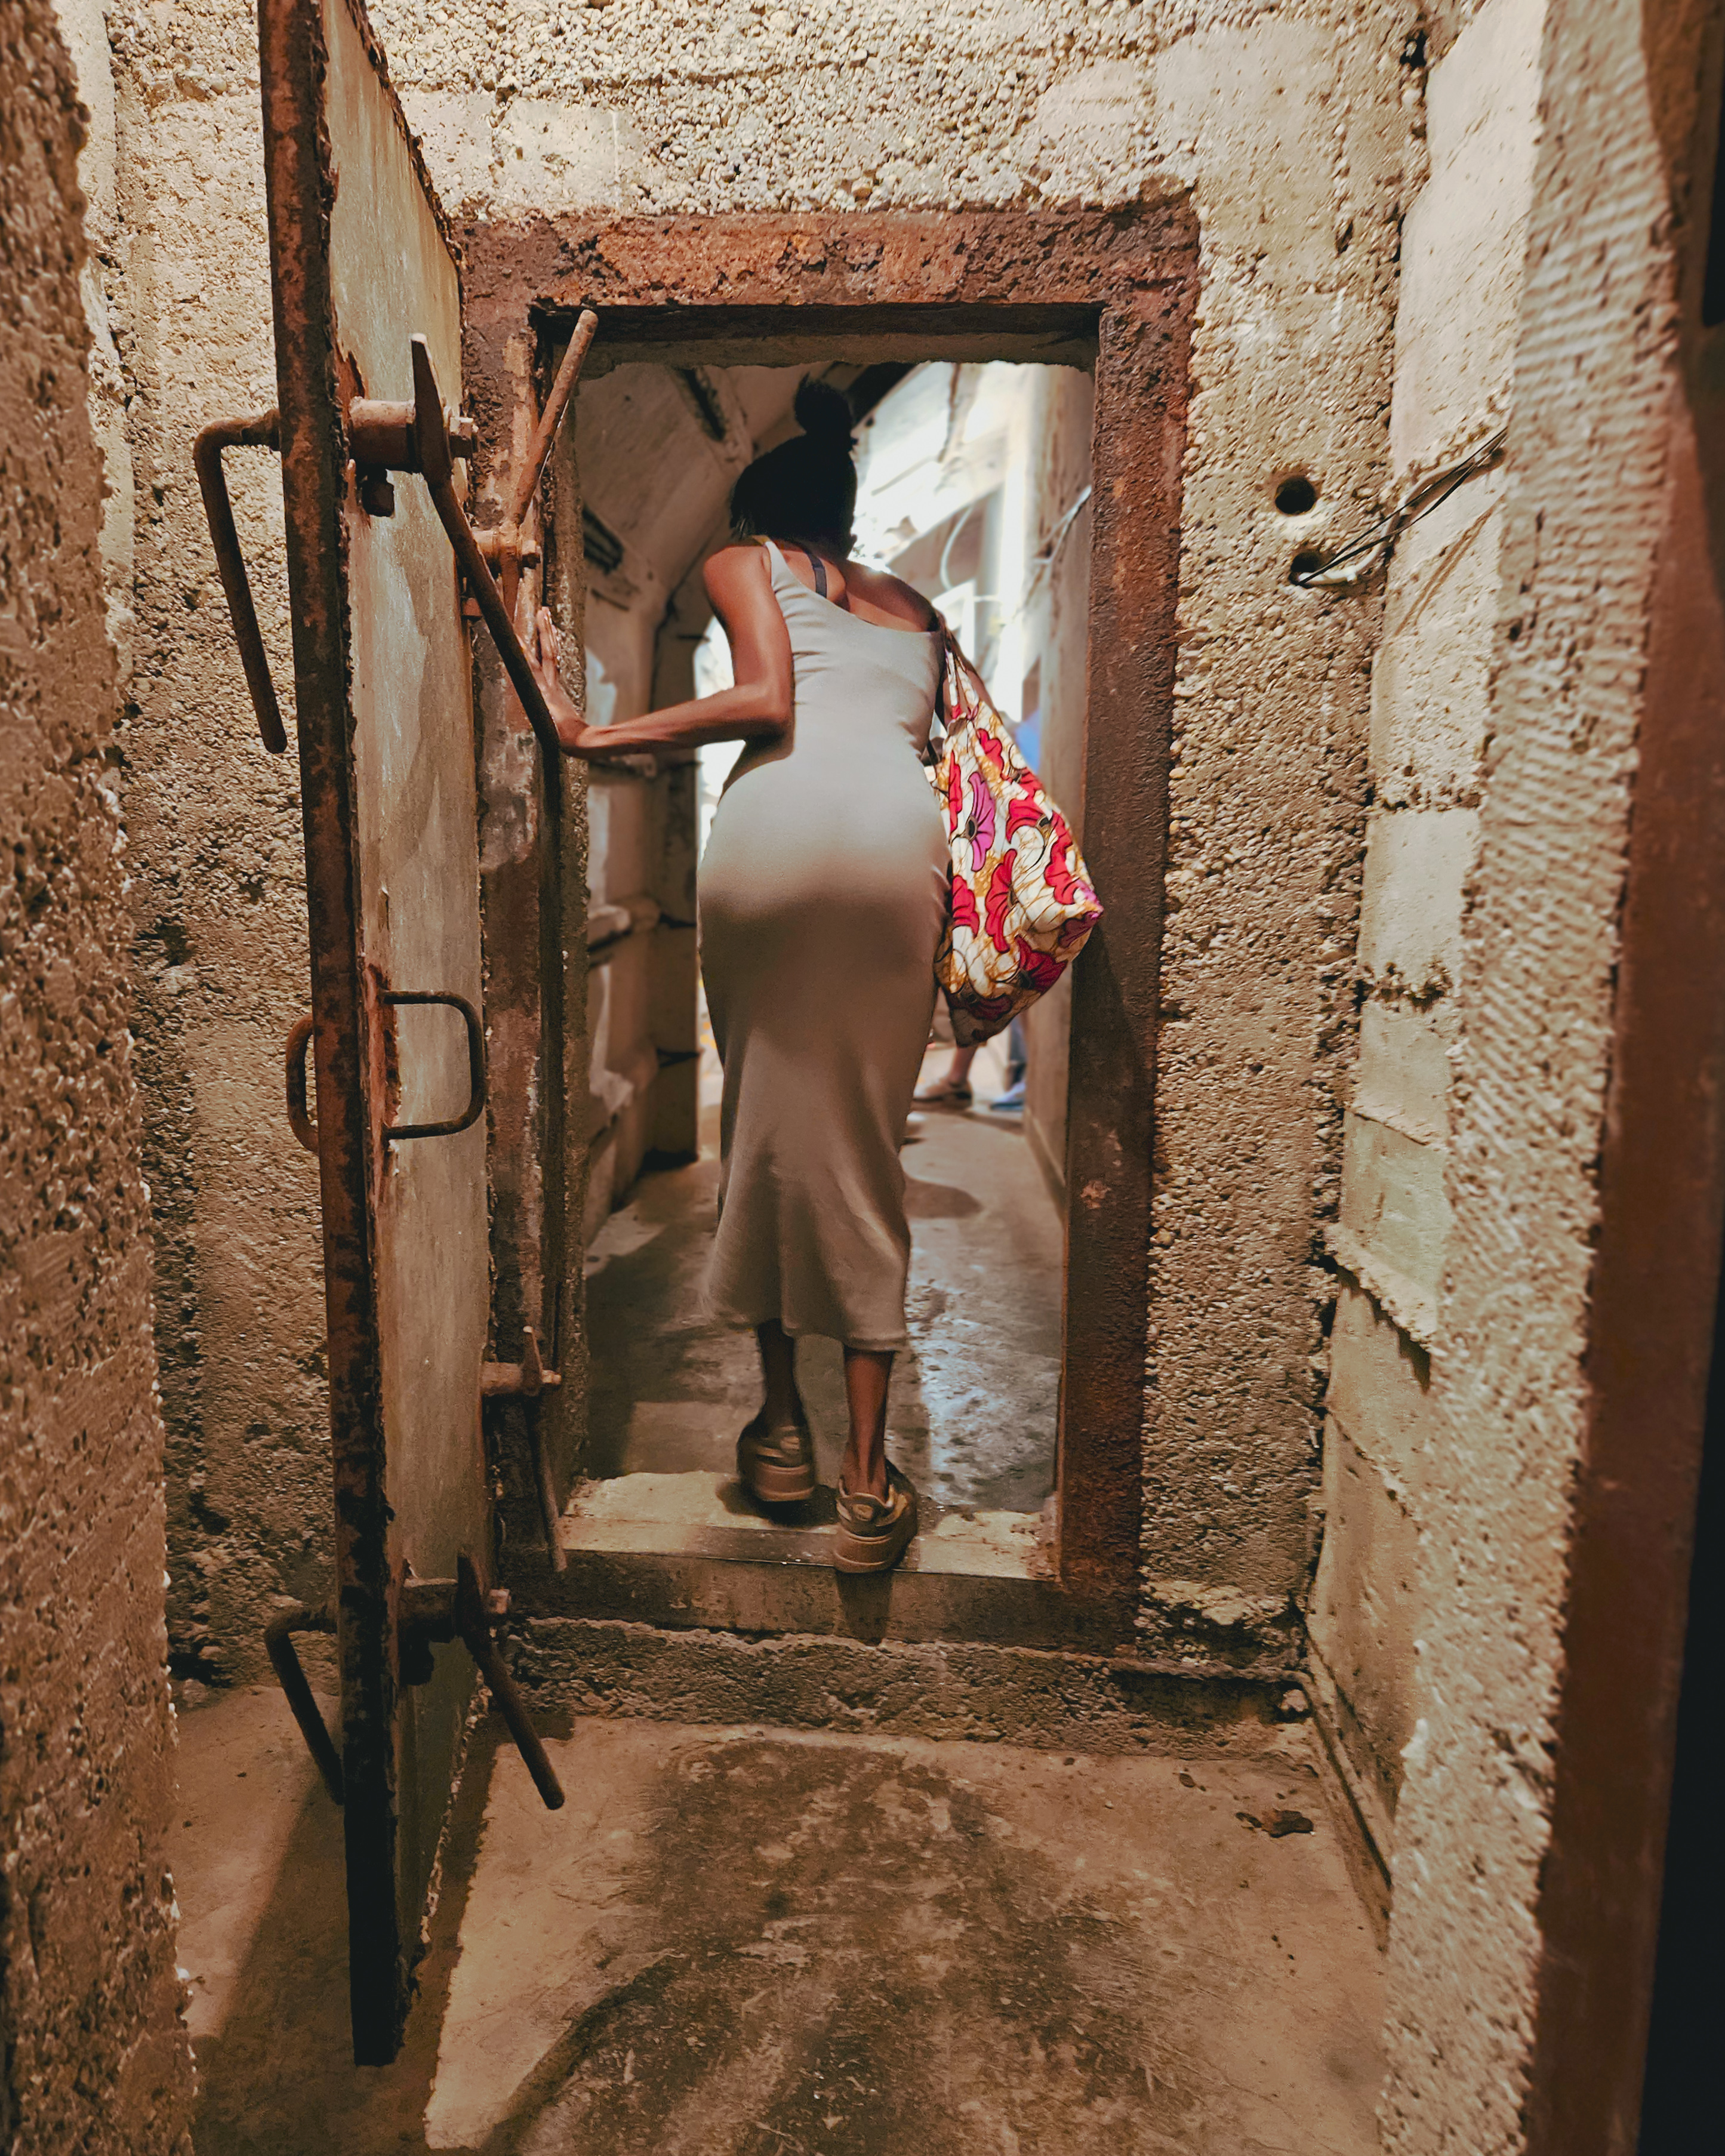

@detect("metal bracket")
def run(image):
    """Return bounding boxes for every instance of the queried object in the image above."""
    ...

[193,410,287,753]
[398,1551,565,1809]
[482,1323,567,1574]
[480,1321,562,1402]
[263,1601,344,1803]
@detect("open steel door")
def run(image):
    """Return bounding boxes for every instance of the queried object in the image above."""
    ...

[245,0,564,2064]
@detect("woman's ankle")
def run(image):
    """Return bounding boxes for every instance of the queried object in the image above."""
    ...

[840,1447,889,1501]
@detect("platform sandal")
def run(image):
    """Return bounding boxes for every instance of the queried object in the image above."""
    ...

[737,1415,817,1506]
[833,1464,919,1573]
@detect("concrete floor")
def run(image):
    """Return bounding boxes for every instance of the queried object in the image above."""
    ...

[584,1043,1063,1515]
[172,1683,1385,2155]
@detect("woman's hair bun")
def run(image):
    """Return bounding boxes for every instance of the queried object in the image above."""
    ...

[794,377,855,446]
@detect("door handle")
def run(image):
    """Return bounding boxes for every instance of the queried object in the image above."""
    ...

[285,1012,317,1153]
[286,994,485,1151]
[398,1553,565,1809]
[379,990,486,1142]
[194,411,288,754]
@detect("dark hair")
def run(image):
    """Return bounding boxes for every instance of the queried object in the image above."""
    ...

[729,377,858,550]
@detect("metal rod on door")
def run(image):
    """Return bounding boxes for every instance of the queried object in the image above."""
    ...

[409,337,566,763]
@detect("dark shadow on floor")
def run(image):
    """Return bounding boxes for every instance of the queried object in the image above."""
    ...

[189,1717,501,2156]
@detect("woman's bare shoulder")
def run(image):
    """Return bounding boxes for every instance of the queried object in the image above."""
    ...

[845,559,938,630]
[703,542,772,601]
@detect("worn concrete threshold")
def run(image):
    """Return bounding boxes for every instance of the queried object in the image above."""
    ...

[518,1467,1150,1656]
[175,1685,1385,2155]
[505,1470,1299,1757]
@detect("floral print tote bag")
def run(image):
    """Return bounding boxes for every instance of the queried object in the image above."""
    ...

[928,626,1103,1046]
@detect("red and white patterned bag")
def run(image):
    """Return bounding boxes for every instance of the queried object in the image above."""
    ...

[928,627,1102,1046]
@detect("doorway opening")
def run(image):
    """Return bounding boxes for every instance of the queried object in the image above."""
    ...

[461,210,1194,1626]
[571,355,1092,1609]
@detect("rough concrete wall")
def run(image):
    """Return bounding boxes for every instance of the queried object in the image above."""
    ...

[364,0,1410,1655]
[1132,10,1405,1656]
[0,4,194,2142]
[1376,0,1694,2140]
[100,0,1412,1666]
[1311,0,1545,1857]
[107,0,326,1683]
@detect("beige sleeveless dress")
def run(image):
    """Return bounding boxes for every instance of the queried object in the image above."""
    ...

[700,541,947,1350]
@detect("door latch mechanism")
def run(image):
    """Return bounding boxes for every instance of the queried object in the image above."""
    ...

[482,1323,568,1572]
[399,1551,565,1809]
[193,312,592,765]
[263,1555,563,1812]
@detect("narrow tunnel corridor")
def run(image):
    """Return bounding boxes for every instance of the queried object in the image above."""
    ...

[5,0,1715,2150]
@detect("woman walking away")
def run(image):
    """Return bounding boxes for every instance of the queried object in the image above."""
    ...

[527,378,944,1574]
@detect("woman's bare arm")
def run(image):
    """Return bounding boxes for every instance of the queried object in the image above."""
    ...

[525,544,793,762]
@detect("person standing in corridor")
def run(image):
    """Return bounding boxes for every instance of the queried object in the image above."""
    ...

[527,378,943,1574]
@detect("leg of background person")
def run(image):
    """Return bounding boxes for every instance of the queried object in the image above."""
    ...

[917,1042,977,1105]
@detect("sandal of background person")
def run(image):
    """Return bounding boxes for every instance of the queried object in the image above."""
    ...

[737,1415,817,1505]
[913,1076,972,1108]
[833,1464,919,1573]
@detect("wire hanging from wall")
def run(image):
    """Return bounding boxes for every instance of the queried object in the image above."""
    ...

[1021,484,1093,603]
[1290,427,1508,589]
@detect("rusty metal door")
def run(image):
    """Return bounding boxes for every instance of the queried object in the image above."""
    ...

[195,0,569,2065]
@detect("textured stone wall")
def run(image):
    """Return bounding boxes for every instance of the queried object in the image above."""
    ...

[109,0,325,1683]
[1311,0,1546,1861]
[0,3,193,2143]
[105,0,1412,1670]
[1376,0,1701,2143]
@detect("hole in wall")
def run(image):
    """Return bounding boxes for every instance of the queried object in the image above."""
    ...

[1275,476,1318,516]
[1289,549,1324,584]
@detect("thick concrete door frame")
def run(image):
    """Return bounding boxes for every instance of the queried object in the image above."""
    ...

[462,210,1199,1610]
[242,0,564,2065]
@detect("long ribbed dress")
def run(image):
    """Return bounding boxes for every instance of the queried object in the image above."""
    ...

[700,541,947,1350]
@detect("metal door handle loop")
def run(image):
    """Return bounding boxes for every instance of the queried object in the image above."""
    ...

[285,1012,317,1153]
[264,1602,344,1804]
[194,411,288,754]
[380,990,485,1142]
